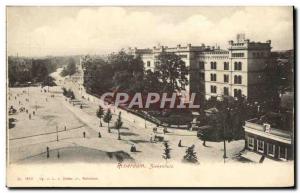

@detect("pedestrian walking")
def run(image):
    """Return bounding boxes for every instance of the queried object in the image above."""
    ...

[178,140,182,147]
[33,111,35,115]
[64,126,67,131]
[130,144,136,152]
[163,127,167,135]
[83,131,86,138]
[29,114,31,120]
[98,132,102,138]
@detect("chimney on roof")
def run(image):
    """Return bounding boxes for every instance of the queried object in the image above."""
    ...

[266,40,271,44]
[237,33,246,43]
[177,44,181,48]
[187,43,191,47]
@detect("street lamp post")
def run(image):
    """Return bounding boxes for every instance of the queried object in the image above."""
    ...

[144,114,147,128]
[48,77,50,92]
[27,82,31,97]
[56,126,59,142]
[223,130,227,163]
[223,107,231,163]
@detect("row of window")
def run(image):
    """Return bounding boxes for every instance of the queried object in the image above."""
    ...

[206,61,242,70]
[253,52,265,58]
[232,53,245,57]
[210,86,241,97]
[148,60,242,71]
[209,74,242,84]
[248,137,287,160]
[147,60,187,67]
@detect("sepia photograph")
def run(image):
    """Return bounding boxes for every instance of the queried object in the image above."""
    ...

[6,6,295,188]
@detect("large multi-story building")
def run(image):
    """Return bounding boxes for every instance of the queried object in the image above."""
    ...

[128,34,272,103]
[128,44,208,99]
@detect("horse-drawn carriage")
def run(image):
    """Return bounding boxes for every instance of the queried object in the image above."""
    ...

[153,135,164,142]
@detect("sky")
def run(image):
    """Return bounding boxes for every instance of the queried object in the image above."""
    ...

[7,6,293,57]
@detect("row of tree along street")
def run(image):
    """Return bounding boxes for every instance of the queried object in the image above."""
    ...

[95,104,199,164]
[8,56,81,87]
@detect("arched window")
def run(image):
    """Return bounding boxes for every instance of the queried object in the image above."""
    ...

[224,87,229,96]
[211,61,217,69]
[211,85,217,93]
[234,89,242,98]
[224,62,229,70]
[238,62,242,70]
[234,62,242,70]
[234,75,242,84]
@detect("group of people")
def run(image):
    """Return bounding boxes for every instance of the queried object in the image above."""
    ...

[8,88,49,120]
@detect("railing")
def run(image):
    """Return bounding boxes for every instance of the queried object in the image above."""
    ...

[245,120,264,131]
[245,118,292,139]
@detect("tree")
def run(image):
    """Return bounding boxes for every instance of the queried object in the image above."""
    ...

[183,145,198,164]
[68,89,75,100]
[155,52,189,93]
[96,106,104,127]
[8,56,57,87]
[162,141,171,163]
[82,55,113,95]
[103,109,112,133]
[114,112,123,140]
[61,58,77,77]
[143,70,163,93]
[109,50,144,93]
[42,76,56,87]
